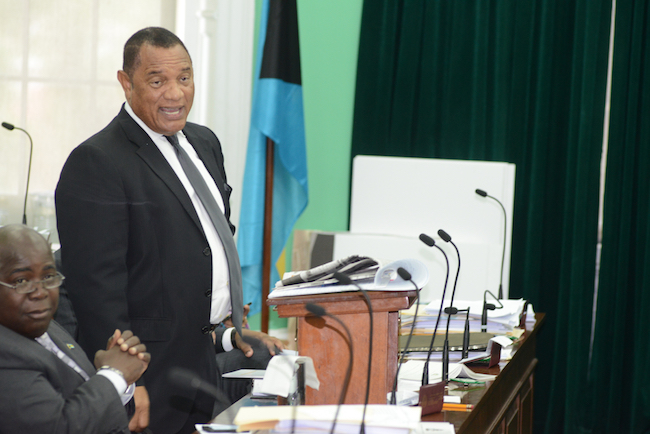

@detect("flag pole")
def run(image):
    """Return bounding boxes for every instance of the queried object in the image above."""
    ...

[261,136,275,334]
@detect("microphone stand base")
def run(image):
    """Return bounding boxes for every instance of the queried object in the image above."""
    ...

[418,382,445,415]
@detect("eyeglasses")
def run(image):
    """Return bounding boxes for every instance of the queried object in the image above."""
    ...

[0,272,65,294]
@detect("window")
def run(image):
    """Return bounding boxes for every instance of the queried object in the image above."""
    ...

[0,0,174,242]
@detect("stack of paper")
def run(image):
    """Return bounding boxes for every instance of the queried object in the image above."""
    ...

[396,360,497,394]
[416,422,455,434]
[234,405,422,434]
[417,299,528,333]
[400,311,512,335]
[399,332,508,362]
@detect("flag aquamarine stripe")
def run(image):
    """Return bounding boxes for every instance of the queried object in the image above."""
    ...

[238,0,308,318]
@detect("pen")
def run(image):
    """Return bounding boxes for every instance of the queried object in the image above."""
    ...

[442,403,474,412]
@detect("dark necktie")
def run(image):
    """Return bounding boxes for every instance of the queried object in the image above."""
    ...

[165,133,243,333]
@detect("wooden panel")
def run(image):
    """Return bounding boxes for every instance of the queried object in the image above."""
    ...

[489,421,504,434]
[272,290,417,316]
[505,396,519,434]
[208,314,545,434]
[422,314,545,434]
[270,291,417,405]
[299,311,389,404]
[520,375,534,434]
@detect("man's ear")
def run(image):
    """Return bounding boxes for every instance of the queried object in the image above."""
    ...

[117,70,132,98]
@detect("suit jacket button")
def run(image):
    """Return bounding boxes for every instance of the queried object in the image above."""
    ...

[205,289,212,298]
[202,325,211,334]
[203,247,211,256]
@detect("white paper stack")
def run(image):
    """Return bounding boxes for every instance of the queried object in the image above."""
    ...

[234,405,422,434]
[419,298,529,333]
[400,311,512,335]
[396,360,497,394]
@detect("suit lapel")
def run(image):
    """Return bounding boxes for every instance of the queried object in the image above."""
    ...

[47,324,96,380]
[116,109,204,233]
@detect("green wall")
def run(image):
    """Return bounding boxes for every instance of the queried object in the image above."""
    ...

[249,0,364,331]
[296,0,364,233]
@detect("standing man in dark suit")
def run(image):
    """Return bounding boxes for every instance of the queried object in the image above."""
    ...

[0,224,150,434]
[55,27,282,434]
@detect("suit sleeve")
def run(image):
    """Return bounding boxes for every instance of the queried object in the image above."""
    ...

[0,370,128,434]
[55,144,131,362]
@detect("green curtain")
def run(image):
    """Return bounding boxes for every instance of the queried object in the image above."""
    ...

[351,1,611,432]
[585,1,650,433]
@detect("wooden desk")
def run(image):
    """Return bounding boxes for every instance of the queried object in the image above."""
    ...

[210,313,544,434]
[423,313,545,434]
[268,290,418,405]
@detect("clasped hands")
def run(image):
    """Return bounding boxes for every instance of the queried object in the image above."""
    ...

[94,329,150,384]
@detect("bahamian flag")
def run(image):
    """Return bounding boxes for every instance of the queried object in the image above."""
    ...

[238,0,308,317]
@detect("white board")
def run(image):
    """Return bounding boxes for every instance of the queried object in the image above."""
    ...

[346,156,516,302]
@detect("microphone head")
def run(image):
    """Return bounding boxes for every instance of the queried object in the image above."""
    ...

[397,267,412,281]
[475,188,488,197]
[333,271,353,285]
[306,303,327,317]
[437,229,452,243]
[168,367,231,406]
[2,122,15,131]
[419,233,435,247]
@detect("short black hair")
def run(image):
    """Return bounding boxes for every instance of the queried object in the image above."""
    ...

[123,27,190,78]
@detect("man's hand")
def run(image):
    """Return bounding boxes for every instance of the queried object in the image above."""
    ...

[95,330,150,384]
[234,329,285,357]
[107,329,149,360]
[129,386,150,432]
[233,331,254,357]
[97,330,150,431]
[223,303,251,329]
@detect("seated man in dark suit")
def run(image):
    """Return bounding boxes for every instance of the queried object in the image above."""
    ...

[52,250,279,415]
[0,224,151,434]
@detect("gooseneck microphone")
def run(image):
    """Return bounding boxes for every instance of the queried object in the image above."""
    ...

[481,289,504,332]
[460,308,471,359]
[475,188,507,299]
[437,229,461,383]
[305,303,326,317]
[333,271,372,434]
[168,367,236,425]
[418,233,450,386]
[305,303,353,434]
[2,122,33,225]
[390,267,420,405]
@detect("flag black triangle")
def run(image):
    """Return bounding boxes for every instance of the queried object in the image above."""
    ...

[260,0,302,85]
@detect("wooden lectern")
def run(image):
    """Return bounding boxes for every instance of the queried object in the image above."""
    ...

[268,290,417,405]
